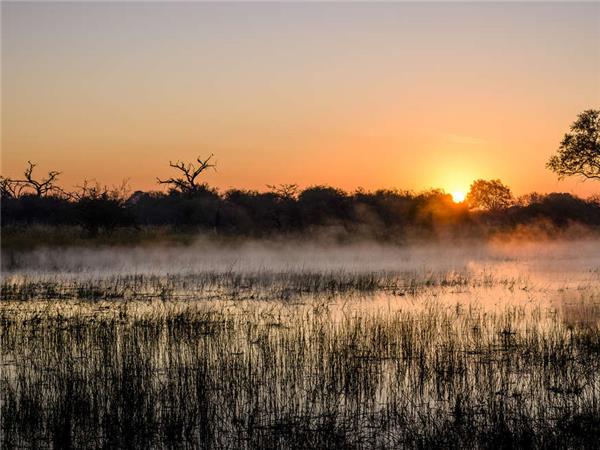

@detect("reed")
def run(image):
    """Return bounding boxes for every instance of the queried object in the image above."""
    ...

[1,278,599,448]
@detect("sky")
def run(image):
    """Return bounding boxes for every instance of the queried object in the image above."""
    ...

[2,1,600,197]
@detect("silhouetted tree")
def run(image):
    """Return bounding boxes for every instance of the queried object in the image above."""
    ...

[157,155,216,195]
[466,179,513,211]
[74,180,134,234]
[547,109,600,180]
[589,194,600,206]
[509,192,600,227]
[267,184,299,200]
[0,176,21,199]
[3,157,600,238]
[9,161,65,197]
[298,186,350,226]
[517,192,544,207]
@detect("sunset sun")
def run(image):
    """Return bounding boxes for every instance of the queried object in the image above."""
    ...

[451,191,466,203]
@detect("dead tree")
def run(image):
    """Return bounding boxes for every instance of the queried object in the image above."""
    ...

[157,154,216,195]
[15,161,63,197]
[0,176,23,198]
[1,161,65,198]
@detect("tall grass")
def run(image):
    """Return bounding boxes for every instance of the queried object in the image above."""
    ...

[1,270,494,302]
[2,280,599,448]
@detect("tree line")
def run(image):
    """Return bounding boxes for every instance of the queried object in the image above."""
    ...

[1,109,599,239]
[2,169,599,239]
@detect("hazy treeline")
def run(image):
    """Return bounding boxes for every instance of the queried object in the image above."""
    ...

[2,184,600,241]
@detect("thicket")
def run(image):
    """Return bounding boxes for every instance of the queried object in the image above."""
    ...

[2,185,599,242]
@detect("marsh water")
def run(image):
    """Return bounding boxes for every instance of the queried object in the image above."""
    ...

[1,239,599,448]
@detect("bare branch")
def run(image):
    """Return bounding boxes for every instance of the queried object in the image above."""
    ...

[0,176,23,199]
[9,161,64,197]
[267,183,299,199]
[157,154,216,194]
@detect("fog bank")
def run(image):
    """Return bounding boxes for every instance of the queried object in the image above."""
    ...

[2,238,598,286]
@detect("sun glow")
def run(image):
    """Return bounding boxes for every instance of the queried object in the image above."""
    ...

[451,191,466,203]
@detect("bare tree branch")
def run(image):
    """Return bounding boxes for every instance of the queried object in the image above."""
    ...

[25,161,60,196]
[267,183,299,199]
[157,154,216,194]
[0,176,24,198]
[5,161,64,197]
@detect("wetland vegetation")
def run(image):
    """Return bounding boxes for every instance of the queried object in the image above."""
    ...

[1,240,599,448]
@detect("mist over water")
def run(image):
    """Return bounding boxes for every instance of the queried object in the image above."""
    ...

[3,238,599,287]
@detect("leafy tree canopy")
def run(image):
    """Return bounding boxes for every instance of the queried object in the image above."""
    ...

[547,109,600,180]
[466,179,513,211]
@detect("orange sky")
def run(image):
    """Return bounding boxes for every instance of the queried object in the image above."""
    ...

[2,2,599,197]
